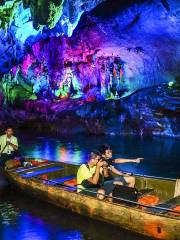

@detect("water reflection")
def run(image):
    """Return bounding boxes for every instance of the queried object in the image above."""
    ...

[0,190,151,240]
[25,138,86,165]
[0,202,20,225]
[21,135,180,178]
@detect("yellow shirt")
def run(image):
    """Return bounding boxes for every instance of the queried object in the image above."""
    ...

[77,164,96,192]
[0,134,18,154]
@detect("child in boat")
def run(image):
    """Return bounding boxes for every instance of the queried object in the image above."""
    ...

[77,150,115,199]
[99,144,143,188]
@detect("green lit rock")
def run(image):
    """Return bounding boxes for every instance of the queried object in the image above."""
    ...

[48,0,64,28]
[27,0,64,29]
[7,85,37,105]
[0,73,36,105]
[0,0,20,30]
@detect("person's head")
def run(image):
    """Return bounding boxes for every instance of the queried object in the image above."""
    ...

[5,127,14,138]
[87,150,101,167]
[99,144,112,159]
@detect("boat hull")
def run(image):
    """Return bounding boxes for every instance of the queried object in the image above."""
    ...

[6,170,180,240]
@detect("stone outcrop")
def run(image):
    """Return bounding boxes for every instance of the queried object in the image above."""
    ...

[0,0,179,138]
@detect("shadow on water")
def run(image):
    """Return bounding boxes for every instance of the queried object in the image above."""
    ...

[0,188,152,240]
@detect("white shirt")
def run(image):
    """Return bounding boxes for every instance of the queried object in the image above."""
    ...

[0,134,18,154]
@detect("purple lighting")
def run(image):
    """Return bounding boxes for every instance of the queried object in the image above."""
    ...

[0,0,179,138]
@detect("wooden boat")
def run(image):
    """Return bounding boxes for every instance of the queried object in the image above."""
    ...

[4,158,180,240]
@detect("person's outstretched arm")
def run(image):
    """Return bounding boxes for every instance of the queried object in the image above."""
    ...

[114,158,143,164]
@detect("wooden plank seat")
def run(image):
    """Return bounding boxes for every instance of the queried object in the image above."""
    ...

[62,186,77,192]
[43,175,76,186]
[20,166,63,178]
[14,163,53,173]
[41,175,77,192]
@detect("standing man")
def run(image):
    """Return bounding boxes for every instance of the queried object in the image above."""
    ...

[0,127,19,168]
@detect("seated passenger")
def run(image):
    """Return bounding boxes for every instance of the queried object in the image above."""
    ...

[99,144,143,188]
[77,151,114,200]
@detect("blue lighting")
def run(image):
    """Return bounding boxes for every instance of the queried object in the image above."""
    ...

[12,4,39,43]
[45,175,75,185]
[21,166,63,178]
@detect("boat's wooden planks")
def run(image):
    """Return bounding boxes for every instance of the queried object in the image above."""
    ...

[13,163,55,173]
[41,175,76,186]
[149,196,180,214]
[20,166,63,178]
[6,172,180,240]
[135,176,176,202]
[5,160,180,240]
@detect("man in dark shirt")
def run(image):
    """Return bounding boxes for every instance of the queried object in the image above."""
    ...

[99,144,143,188]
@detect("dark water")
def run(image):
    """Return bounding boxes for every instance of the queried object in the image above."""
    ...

[0,189,152,240]
[0,135,179,240]
[21,135,179,178]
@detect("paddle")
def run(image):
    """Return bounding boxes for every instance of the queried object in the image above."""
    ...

[0,143,8,168]
[0,143,8,156]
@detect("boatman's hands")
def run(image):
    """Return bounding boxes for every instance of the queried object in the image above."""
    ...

[6,141,11,145]
[134,158,144,163]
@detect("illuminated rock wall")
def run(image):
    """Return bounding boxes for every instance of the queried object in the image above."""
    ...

[0,0,179,137]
